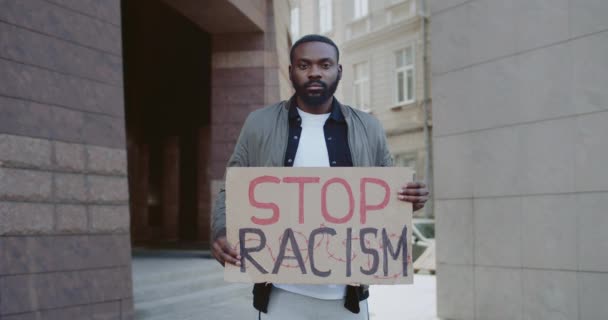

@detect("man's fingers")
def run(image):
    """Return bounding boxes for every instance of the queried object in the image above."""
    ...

[398,195,429,202]
[405,182,427,189]
[213,237,241,266]
[398,188,429,196]
[211,242,225,266]
[220,240,241,260]
[221,252,241,266]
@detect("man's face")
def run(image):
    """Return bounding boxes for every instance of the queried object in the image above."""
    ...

[290,41,342,107]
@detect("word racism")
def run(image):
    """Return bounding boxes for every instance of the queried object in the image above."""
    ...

[225,167,414,285]
[239,226,408,278]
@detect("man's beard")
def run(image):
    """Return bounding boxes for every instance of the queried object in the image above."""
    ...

[292,78,339,107]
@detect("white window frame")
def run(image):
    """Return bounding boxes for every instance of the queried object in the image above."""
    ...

[354,0,369,19]
[290,7,300,40]
[395,46,415,105]
[319,0,332,34]
[353,61,370,112]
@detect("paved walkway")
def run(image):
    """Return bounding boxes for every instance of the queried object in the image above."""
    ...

[367,276,438,320]
[132,250,438,320]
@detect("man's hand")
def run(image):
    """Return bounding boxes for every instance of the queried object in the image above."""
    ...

[397,182,429,211]
[211,233,241,267]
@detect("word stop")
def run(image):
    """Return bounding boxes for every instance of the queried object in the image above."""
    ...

[248,175,392,225]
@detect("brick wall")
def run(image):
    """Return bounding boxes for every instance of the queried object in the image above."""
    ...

[0,0,133,318]
[207,0,292,234]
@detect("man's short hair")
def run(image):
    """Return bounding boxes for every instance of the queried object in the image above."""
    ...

[290,34,340,63]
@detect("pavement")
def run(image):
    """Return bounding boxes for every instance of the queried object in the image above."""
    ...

[367,276,438,320]
[132,250,438,320]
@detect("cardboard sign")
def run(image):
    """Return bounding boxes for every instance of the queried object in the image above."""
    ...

[224,167,414,285]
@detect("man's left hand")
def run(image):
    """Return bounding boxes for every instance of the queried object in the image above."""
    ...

[398,182,429,211]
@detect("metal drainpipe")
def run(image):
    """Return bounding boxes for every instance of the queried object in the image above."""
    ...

[418,0,433,218]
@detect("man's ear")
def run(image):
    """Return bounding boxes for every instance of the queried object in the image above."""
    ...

[289,65,293,81]
[337,64,343,80]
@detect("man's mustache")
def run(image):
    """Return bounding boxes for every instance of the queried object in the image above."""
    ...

[304,80,327,88]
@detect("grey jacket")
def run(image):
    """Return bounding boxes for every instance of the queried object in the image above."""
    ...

[211,98,394,239]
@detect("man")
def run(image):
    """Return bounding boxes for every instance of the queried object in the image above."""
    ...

[211,35,429,319]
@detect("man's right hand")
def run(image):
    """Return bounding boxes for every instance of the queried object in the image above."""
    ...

[211,235,241,267]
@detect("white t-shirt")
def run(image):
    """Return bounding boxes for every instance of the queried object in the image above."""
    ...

[273,108,347,300]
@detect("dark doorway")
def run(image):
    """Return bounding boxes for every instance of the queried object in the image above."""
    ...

[122,0,212,247]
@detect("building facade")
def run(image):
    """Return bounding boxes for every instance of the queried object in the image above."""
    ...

[0,0,292,318]
[432,0,608,319]
[293,0,433,216]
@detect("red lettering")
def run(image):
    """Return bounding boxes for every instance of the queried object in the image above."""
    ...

[360,177,390,224]
[249,175,281,225]
[283,177,321,224]
[321,178,354,224]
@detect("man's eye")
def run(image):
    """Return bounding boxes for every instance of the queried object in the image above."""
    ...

[298,64,308,69]
[322,64,331,69]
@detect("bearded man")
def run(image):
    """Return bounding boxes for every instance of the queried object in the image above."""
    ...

[211,34,429,319]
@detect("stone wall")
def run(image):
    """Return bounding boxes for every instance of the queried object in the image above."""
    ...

[0,0,133,318]
[208,0,292,216]
[432,0,608,319]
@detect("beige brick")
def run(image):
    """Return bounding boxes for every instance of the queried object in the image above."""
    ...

[514,0,569,52]
[433,134,473,199]
[469,56,521,131]
[580,272,608,320]
[0,202,54,235]
[53,141,85,172]
[432,68,473,136]
[472,126,523,197]
[86,145,127,175]
[437,264,474,320]
[87,175,129,203]
[435,199,473,265]
[522,194,577,270]
[54,173,87,202]
[578,192,608,272]
[55,204,88,233]
[0,134,51,169]
[89,205,130,232]
[475,266,523,320]
[0,168,52,201]
[519,118,576,194]
[430,3,471,75]
[522,270,578,320]
[570,0,608,38]
[573,32,608,114]
[575,112,608,192]
[474,197,522,267]
[518,42,575,122]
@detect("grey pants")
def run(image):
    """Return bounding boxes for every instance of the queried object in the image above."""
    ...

[257,287,369,320]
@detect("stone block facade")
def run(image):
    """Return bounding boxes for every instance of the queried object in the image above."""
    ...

[0,0,132,318]
[432,0,608,319]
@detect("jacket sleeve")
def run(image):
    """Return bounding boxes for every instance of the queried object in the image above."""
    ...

[374,118,394,167]
[211,115,253,240]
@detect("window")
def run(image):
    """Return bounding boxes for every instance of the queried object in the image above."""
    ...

[395,47,415,104]
[354,0,368,19]
[290,7,300,40]
[353,62,370,111]
[319,0,332,33]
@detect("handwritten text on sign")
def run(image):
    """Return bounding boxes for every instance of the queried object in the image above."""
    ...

[225,167,414,285]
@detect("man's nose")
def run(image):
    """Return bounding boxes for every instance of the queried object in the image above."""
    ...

[308,65,322,79]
